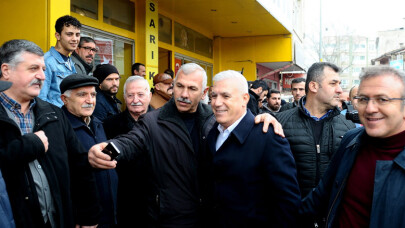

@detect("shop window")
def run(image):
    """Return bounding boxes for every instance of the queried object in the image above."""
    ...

[159,14,172,45]
[71,0,98,20]
[175,54,213,86]
[174,22,213,58]
[103,0,135,32]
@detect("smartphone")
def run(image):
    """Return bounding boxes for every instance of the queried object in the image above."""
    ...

[102,142,120,161]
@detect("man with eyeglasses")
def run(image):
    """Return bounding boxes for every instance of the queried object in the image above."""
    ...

[300,66,405,228]
[72,37,97,76]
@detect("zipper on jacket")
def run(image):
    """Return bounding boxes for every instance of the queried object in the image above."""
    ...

[156,194,159,205]
[316,144,321,184]
[326,177,347,226]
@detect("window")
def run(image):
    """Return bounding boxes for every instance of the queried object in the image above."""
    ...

[353,79,360,85]
[103,0,135,32]
[174,22,213,58]
[71,0,98,20]
[159,14,172,45]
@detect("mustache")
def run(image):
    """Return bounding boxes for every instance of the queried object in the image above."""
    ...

[85,55,93,59]
[81,104,94,108]
[29,79,43,87]
[176,97,192,104]
[130,102,143,106]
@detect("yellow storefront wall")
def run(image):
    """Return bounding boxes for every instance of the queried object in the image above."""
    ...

[0,0,292,86]
[214,35,293,81]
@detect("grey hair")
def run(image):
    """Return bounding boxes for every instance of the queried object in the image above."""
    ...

[213,70,248,94]
[360,66,405,97]
[63,89,72,97]
[0,39,44,77]
[175,63,207,91]
[124,76,150,96]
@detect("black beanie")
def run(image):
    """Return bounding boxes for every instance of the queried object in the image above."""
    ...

[93,64,119,84]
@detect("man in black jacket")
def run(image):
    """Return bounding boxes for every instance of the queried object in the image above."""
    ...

[0,39,100,227]
[88,63,283,227]
[247,80,268,115]
[277,62,356,198]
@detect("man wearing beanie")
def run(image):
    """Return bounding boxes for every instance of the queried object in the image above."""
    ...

[93,64,122,121]
[60,74,118,227]
[150,73,173,109]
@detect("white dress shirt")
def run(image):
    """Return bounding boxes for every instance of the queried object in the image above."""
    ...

[215,111,247,151]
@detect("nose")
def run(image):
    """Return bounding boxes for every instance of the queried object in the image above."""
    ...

[364,99,379,113]
[336,84,343,94]
[180,87,189,98]
[37,70,46,80]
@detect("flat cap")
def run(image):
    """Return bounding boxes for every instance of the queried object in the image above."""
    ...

[0,81,12,92]
[153,73,173,86]
[60,74,99,94]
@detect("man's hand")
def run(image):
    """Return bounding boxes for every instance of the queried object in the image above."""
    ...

[75,225,98,228]
[88,142,117,169]
[34,130,49,152]
[254,113,285,137]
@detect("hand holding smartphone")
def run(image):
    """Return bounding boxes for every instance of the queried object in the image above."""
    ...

[102,142,120,161]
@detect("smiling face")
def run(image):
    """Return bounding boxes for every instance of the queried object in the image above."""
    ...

[357,74,405,138]
[1,52,46,104]
[61,86,97,119]
[124,80,151,120]
[211,78,249,129]
[56,25,80,55]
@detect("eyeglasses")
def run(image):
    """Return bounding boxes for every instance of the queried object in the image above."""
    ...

[80,46,98,53]
[353,96,405,107]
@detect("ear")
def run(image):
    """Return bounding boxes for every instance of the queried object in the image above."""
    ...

[55,32,61,41]
[242,93,249,107]
[1,63,13,80]
[154,83,161,90]
[308,81,318,93]
[201,87,209,100]
[60,94,68,105]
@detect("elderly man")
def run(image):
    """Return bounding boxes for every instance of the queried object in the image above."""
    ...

[0,39,100,227]
[60,74,118,227]
[280,77,306,112]
[301,66,405,228]
[150,73,173,109]
[93,64,122,121]
[88,63,283,227]
[102,76,152,227]
[0,80,15,228]
[277,62,356,197]
[206,70,300,227]
[103,76,153,139]
[71,37,97,75]
[39,15,82,107]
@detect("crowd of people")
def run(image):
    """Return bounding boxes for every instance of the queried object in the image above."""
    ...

[1,14,405,228]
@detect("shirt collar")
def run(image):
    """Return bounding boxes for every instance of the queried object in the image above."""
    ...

[0,92,36,113]
[302,97,332,121]
[217,110,247,134]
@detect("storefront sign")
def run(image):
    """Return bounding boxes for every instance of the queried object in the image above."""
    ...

[146,0,159,86]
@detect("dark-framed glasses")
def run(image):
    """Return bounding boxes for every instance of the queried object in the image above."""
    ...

[80,46,98,53]
[353,96,405,107]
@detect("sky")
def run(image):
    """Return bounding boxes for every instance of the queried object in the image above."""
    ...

[308,0,405,37]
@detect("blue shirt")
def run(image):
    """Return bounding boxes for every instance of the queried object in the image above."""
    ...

[302,97,333,121]
[39,47,76,107]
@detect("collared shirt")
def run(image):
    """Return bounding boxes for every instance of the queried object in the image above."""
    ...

[302,97,333,121]
[216,111,247,151]
[0,92,56,227]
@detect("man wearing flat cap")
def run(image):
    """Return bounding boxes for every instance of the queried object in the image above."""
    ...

[93,64,122,121]
[0,39,100,227]
[150,72,173,109]
[60,74,118,227]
